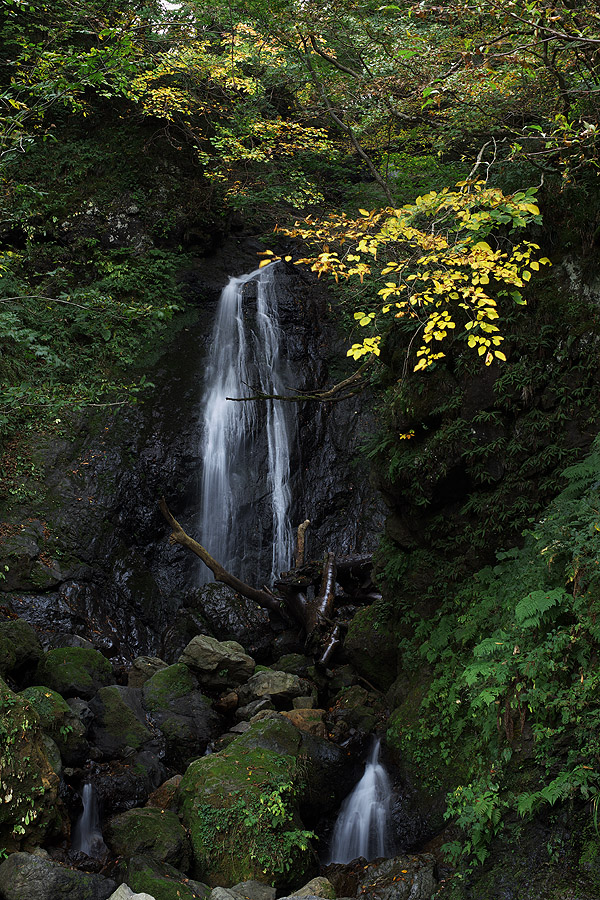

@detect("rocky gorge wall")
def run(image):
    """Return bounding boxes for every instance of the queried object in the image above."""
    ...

[0,235,384,663]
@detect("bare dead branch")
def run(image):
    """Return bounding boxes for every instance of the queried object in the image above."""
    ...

[159,497,282,613]
[295,519,311,568]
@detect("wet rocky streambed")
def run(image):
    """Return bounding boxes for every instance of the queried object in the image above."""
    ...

[0,598,439,900]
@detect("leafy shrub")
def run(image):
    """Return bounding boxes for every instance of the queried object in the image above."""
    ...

[388,436,600,866]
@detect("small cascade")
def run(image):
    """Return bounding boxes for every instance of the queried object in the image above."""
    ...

[328,738,393,864]
[71,783,107,859]
[198,263,295,584]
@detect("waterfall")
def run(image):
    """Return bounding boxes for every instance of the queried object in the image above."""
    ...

[328,738,393,864]
[198,263,294,585]
[72,783,107,858]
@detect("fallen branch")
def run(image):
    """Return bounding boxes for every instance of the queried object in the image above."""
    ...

[159,498,282,614]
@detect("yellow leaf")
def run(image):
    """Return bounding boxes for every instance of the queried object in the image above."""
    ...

[258,259,272,268]
[359,208,369,216]
[529,261,539,270]
[478,345,486,355]
[495,351,507,361]
[284,256,292,262]
[522,270,531,281]
[523,203,540,216]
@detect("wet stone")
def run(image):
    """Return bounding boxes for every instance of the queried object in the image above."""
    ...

[128,656,168,688]
[179,634,255,688]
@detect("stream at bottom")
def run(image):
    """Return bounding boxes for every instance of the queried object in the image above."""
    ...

[71,782,107,859]
[327,738,394,864]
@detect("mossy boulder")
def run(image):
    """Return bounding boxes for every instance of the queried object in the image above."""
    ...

[128,655,169,688]
[19,685,88,764]
[89,685,162,759]
[0,678,62,850]
[343,605,398,691]
[120,855,210,900]
[0,617,43,682]
[142,663,222,770]
[36,646,113,699]
[179,635,255,688]
[105,807,191,869]
[275,654,313,677]
[178,717,315,888]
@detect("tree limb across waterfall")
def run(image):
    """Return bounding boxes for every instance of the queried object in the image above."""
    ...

[158,498,282,614]
[225,358,373,404]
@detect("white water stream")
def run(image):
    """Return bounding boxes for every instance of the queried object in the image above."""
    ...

[72,783,107,859]
[328,738,393,863]
[198,263,294,584]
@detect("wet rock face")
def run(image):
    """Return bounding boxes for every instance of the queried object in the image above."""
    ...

[90,751,166,816]
[1,240,383,662]
[0,852,117,900]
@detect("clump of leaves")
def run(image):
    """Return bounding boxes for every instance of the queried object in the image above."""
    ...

[0,248,182,445]
[271,180,550,370]
[388,436,600,867]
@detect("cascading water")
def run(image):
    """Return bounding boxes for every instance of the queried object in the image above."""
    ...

[328,738,393,864]
[198,263,294,585]
[72,783,107,859]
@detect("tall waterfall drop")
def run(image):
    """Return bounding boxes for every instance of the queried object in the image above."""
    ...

[198,263,295,585]
[328,738,393,864]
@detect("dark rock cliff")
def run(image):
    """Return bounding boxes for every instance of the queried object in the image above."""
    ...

[0,236,384,661]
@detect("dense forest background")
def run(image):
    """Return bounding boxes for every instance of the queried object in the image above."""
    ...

[2,0,600,897]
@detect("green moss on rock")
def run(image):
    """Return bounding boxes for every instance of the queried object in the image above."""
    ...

[105,807,190,869]
[122,855,210,900]
[142,663,221,770]
[36,646,113,699]
[19,685,88,764]
[178,717,315,887]
[143,663,198,711]
[90,685,154,757]
[0,618,43,681]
